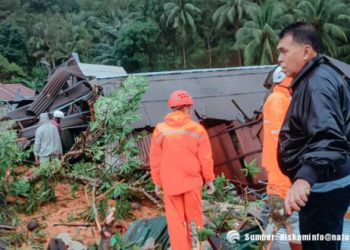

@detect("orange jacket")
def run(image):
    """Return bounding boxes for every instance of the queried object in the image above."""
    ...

[149,111,215,195]
[262,77,293,198]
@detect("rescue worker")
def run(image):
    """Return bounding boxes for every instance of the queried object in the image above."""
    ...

[278,22,350,250]
[52,110,64,133]
[149,90,215,250]
[262,66,293,248]
[34,113,63,164]
[262,66,292,200]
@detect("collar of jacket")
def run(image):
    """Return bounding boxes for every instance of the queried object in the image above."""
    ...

[290,54,324,91]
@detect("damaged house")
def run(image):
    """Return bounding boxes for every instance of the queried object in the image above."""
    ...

[2,57,94,149]
[101,65,276,188]
[6,55,350,189]
[0,83,35,116]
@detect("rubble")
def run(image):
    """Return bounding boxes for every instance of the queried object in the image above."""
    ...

[2,56,95,150]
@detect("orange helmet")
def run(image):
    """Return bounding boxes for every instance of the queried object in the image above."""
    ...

[168,90,193,108]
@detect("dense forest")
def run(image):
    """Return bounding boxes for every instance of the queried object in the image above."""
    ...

[1,0,350,89]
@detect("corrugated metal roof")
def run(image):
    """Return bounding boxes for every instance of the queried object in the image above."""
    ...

[78,63,127,79]
[102,66,273,129]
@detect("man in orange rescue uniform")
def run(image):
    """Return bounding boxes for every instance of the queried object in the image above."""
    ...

[150,90,215,250]
[262,66,293,230]
[263,66,293,200]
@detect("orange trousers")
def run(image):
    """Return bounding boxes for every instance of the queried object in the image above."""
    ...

[163,188,203,250]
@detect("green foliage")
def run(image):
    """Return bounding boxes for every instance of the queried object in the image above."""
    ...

[0,54,26,82]
[213,0,255,30]
[113,18,161,72]
[1,0,350,77]
[241,159,261,178]
[25,180,56,214]
[9,179,31,197]
[0,21,28,66]
[2,0,350,75]
[91,76,148,176]
[27,13,74,67]
[111,183,128,198]
[70,182,79,198]
[33,159,63,177]
[160,0,202,68]
[110,183,134,220]
[202,173,238,204]
[25,0,80,13]
[71,161,97,178]
[296,0,350,58]
[0,121,29,222]
[20,64,48,91]
[110,233,136,250]
[234,0,294,65]
[0,121,23,172]
[197,227,215,241]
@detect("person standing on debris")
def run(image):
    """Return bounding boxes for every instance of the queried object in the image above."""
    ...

[52,110,64,133]
[34,113,63,164]
[262,66,292,200]
[262,66,293,248]
[278,22,350,250]
[149,90,215,250]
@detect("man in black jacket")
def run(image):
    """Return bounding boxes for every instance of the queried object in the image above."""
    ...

[277,22,350,250]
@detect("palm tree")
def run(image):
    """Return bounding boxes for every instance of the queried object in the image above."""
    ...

[161,0,201,69]
[296,0,350,58]
[212,0,255,65]
[213,0,254,30]
[234,0,293,65]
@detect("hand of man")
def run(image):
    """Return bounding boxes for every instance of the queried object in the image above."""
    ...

[154,185,163,198]
[284,179,311,215]
[205,181,216,195]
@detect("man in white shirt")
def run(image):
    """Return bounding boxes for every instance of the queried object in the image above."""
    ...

[34,112,63,164]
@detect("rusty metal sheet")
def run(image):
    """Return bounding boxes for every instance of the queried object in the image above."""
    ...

[234,120,267,185]
[27,68,72,116]
[207,124,248,186]
[48,81,92,111]
[136,132,152,167]
[26,56,88,116]
[19,112,89,139]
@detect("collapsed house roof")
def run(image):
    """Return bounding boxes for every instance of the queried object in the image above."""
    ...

[101,66,274,129]
[102,66,276,186]
[3,56,94,147]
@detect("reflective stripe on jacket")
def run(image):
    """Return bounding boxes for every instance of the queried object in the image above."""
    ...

[262,77,292,198]
[149,111,215,195]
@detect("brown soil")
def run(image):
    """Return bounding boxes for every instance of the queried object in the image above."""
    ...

[16,181,161,249]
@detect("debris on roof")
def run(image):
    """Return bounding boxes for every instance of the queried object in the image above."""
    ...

[2,55,95,150]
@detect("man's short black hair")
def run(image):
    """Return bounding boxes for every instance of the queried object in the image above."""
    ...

[279,22,322,52]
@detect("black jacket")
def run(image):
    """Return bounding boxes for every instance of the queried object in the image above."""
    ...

[278,55,350,186]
